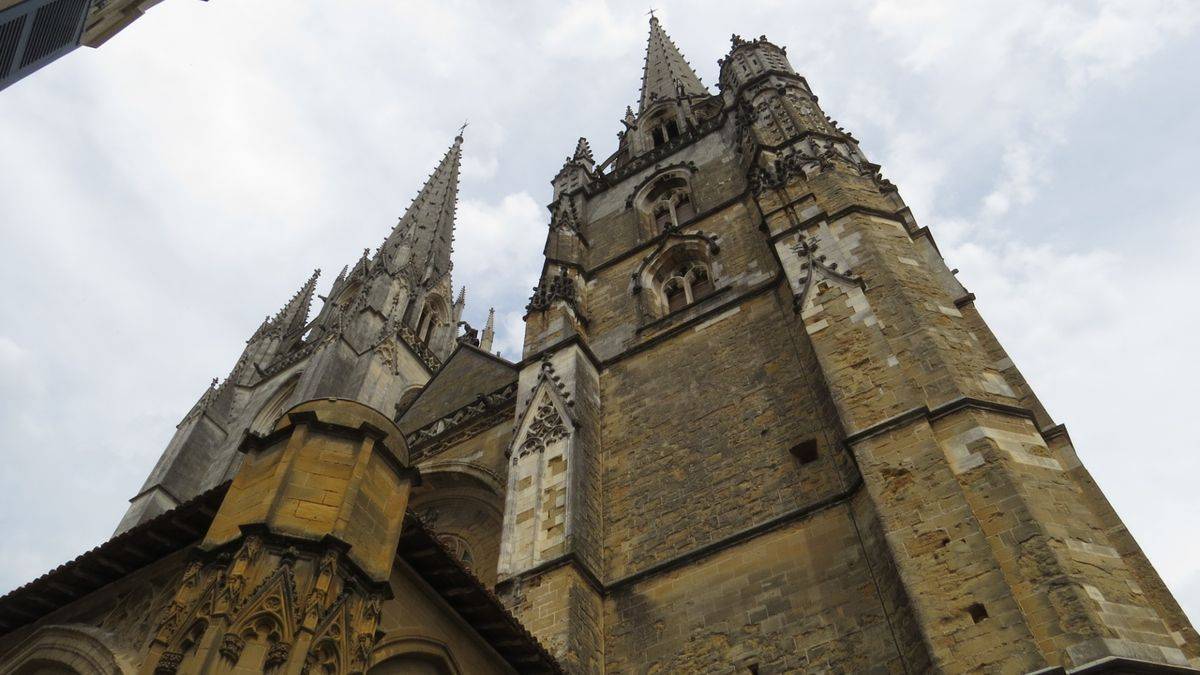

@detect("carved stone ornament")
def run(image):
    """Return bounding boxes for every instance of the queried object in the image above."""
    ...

[219,632,246,665]
[154,601,186,643]
[154,650,184,674]
[457,321,480,346]
[405,381,517,449]
[265,641,291,670]
[396,325,443,371]
[181,561,203,588]
[519,401,569,457]
[219,573,246,614]
[375,337,402,376]
[791,235,864,308]
[526,267,579,314]
[348,594,385,672]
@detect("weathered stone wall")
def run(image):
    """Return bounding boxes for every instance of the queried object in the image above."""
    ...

[603,506,914,673]
[501,563,602,675]
[600,289,853,580]
[410,420,511,588]
[763,138,1200,670]
[579,131,744,268]
[581,197,777,362]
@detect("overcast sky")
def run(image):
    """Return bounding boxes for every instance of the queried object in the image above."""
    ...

[1,0,1198,624]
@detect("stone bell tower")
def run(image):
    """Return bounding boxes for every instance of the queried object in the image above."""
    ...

[494,16,1199,674]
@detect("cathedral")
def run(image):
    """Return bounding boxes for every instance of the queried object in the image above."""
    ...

[1,15,1197,675]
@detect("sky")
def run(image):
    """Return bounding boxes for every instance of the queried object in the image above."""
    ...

[1,0,1198,626]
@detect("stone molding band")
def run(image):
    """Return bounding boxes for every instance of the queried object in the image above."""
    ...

[843,396,1067,449]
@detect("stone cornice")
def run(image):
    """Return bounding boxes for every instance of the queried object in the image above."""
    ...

[842,396,1059,448]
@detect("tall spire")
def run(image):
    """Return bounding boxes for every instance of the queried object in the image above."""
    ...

[639,15,707,115]
[378,132,464,283]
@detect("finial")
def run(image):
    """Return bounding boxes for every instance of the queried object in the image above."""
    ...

[646,7,656,20]
[573,137,594,163]
[456,120,468,139]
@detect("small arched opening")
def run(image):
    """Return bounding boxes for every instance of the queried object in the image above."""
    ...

[639,241,719,317]
[415,295,449,346]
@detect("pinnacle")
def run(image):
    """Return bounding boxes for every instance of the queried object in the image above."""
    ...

[480,307,496,352]
[265,268,320,338]
[573,137,594,163]
[638,14,707,115]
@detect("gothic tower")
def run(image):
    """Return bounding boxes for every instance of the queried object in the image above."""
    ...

[0,14,1197,675]
[498,16,1200,673]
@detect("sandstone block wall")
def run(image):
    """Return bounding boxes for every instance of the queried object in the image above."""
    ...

[603,506,914,673]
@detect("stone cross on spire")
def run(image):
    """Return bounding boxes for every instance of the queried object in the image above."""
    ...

[377,133,464,283]
[638,14,707,115]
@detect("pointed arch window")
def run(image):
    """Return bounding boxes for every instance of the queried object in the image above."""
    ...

[637,238,720,319]
[645,107,684,149]
[660,261,714,312]
[651,118,681,148]
[436,533,475,570]
[415,296,447,346]
[639,173,697,232]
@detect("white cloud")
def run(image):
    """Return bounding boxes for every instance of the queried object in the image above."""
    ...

[541,0,643,60]
[454,191,547,344]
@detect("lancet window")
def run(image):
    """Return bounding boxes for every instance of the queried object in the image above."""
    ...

[660,261,714,312]
[650,117,681,148]
[415,297,446,345]
[641,173,697,232]
[637,235,721,319]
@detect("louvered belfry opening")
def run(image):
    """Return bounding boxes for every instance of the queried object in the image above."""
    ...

[0,0,90,91]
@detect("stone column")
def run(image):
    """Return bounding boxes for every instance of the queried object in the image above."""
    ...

[495,344,604,674]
